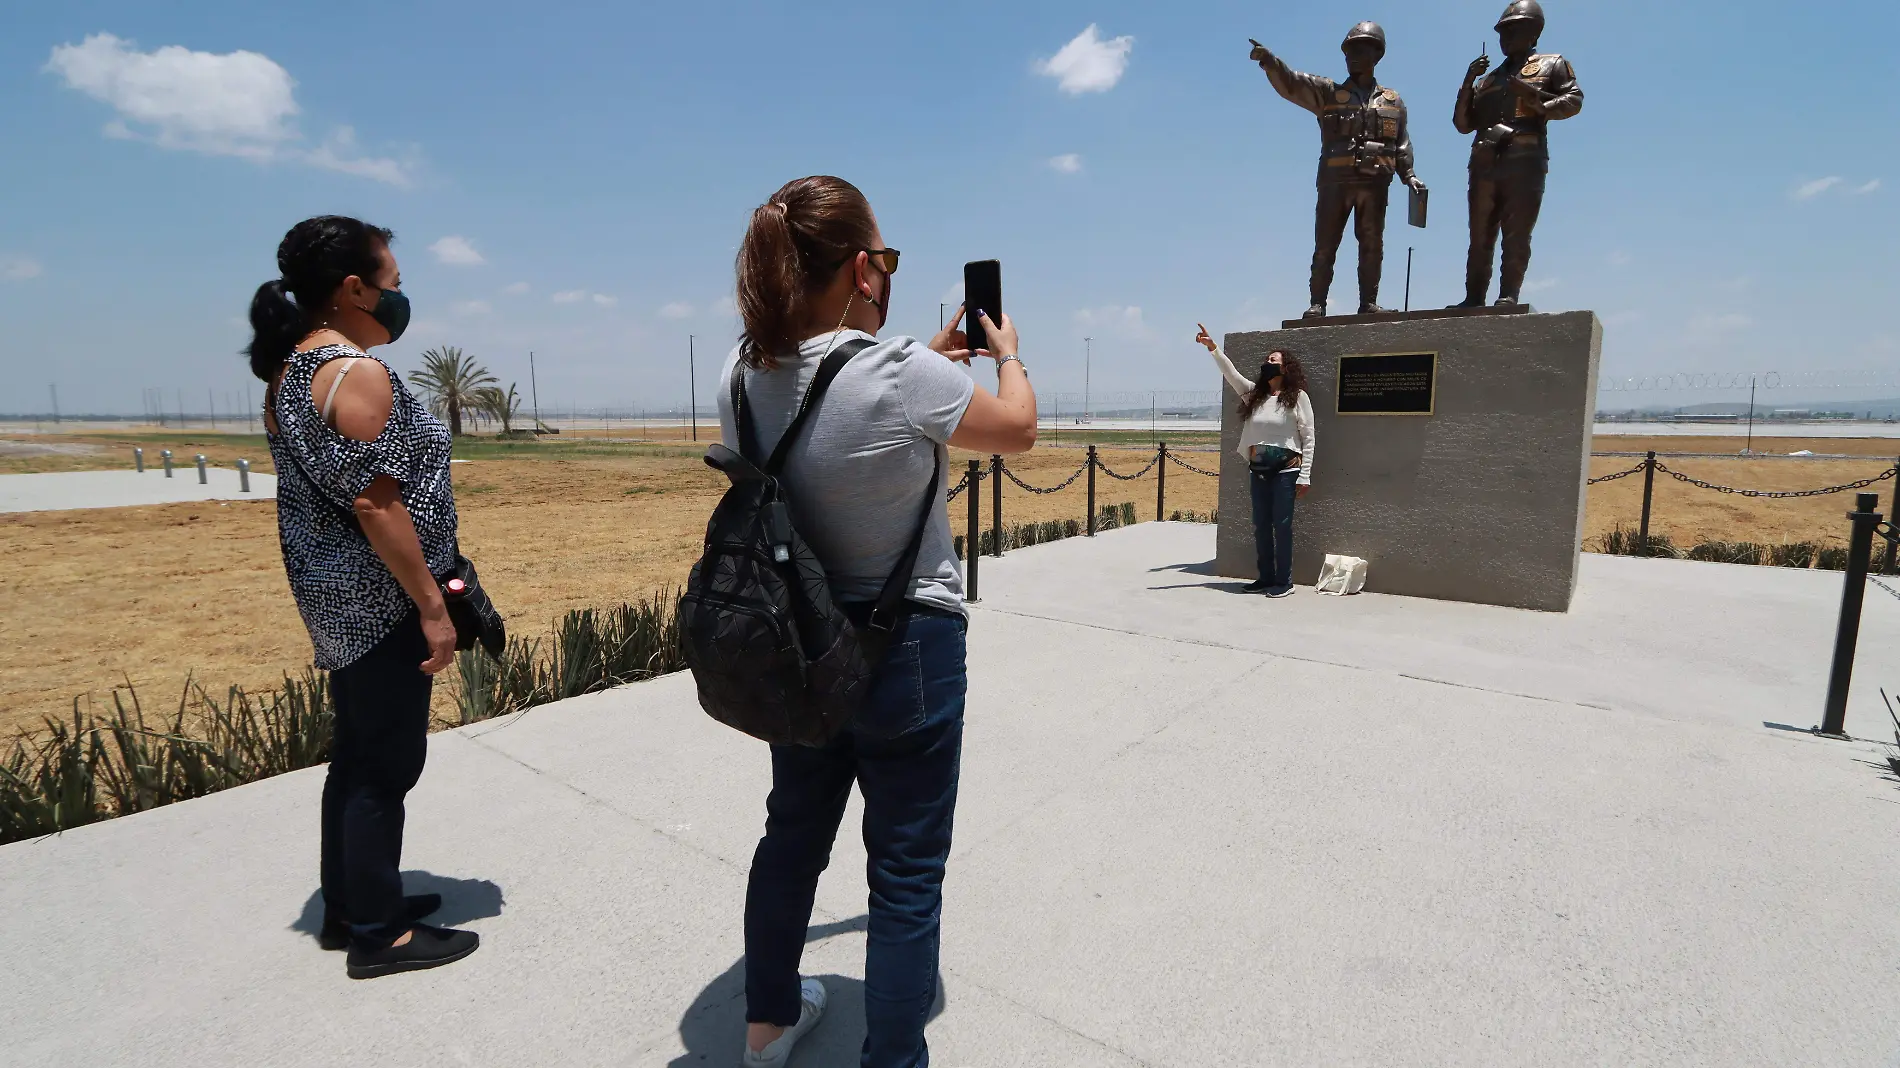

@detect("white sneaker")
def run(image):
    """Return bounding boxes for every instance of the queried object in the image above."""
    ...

[742,978,828,1067]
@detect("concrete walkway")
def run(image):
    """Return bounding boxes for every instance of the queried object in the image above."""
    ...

[4,524,1898,1067]
[0,468,275,513]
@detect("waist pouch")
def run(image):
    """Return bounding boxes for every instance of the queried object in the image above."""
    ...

[1250,444,1299,473]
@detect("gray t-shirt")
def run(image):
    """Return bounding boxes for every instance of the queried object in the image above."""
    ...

[718,329,976,615]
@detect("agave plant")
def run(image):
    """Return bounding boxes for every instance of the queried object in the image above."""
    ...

[410,347,498,436]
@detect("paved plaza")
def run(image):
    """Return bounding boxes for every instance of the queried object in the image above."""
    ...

[4,523,1898,1066]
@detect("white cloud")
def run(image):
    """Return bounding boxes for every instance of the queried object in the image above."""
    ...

[592,293,618,307]
[551,289,587,304]
[451,299,492,317]
[712,295,737,318]
[1,256,44,281]
[1792,176,1842,201]
[1853,179,1883,195]
[1521,277,1561,294]
[44,34,412,186]
[1036,25,1134,95]
[502,281,530,296]
[429,235,486,266]
[659,301,693,319]
[1048,153,1083,174]
[1073,304,1149,337]
[303,126,413,187]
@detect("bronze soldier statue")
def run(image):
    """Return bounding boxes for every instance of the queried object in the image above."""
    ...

[1251,24,1426,318]
[1451,0,1583,307]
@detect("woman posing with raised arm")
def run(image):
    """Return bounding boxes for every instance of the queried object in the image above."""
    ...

[246,216,478,980]
[721,176,1035,1067]
[1198,324,1316,597]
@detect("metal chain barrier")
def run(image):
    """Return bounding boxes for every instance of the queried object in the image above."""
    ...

[1654,462,1897,499]
[1095,454,1161,481]
[945,469,975,501]
[1587,462,1649,485]
[1166,451,1221,477]
[1002,462,1090,495]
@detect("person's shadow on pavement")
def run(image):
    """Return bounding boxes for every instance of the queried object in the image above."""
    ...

[288,870,506,940]
[668,915,945,1066]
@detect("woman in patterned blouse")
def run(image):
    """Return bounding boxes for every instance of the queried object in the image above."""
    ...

[246,216,479,980]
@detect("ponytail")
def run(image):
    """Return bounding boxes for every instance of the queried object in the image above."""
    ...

[245,279,302,382]
[735,177,878,369]
[242,215,394,383]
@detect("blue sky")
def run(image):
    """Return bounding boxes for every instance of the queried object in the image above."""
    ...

[0,0,1894,415]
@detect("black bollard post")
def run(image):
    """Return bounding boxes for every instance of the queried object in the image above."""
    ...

[1086,445,1098,536]
[195,454,208,485]
[991,454,1003,557]
[966,459,981,603]
[1638,450,1656,550]
[237,459,251,493]
[1156,442,1167,521]
[1820,492,1884,738]
[161,449,174,478]
[134,447,144,473]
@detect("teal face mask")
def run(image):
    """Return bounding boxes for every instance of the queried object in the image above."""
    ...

[370,287,411,343]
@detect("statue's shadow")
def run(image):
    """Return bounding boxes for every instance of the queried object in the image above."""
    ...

[667,915,945,1066]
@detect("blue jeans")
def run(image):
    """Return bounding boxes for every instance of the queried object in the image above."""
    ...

[744,604,968,1068]
[1249,465,1299,591]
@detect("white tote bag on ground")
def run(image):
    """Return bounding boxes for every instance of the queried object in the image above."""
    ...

[1314,554,1368,596]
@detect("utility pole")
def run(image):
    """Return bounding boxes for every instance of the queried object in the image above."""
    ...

[209,388,216,429]
[49,384,59,425]
[529,351,541,432]
[1084,337,1093,424]
[247,383,255,432]
[1404,247,1414,313]
[689,334,698,442]
[940,303,947,330]
[1745,374,1757,455]
[177,388,185,429]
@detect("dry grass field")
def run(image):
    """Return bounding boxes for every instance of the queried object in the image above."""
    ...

[0,427,1893,740]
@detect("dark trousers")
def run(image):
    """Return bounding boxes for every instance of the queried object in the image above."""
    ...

[320,611,433,943]
[1464,165,1547,302]
[745,605,968,1068]
[1311,180,1389,308]
[1250,466,1300,591]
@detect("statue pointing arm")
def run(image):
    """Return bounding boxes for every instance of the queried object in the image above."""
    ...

[1249,38,1336,114]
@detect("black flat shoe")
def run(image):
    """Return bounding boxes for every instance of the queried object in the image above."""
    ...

[1241,579,1271,593]
[318,894,444,951]
[347,924,479,980]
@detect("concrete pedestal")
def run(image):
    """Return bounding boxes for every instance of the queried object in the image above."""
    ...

[1217,310,1602,611]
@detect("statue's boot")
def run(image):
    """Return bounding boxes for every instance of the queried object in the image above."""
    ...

[1493,294,1520,307]
[1447,296,1487,308]
[1302,302,1327,319]
[1358,300,1388,315]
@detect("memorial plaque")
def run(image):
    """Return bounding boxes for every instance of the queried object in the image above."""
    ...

[1337,351,1436,415]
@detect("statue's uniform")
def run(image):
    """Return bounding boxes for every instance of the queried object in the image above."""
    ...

[1454,52,1582,303]
[1260,52,1418,311]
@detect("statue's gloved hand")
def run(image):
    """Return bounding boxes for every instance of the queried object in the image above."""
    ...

[1466,55,1491,80]
[1406,177,1428,193]
[1248,39,1270,63]
[1507,76,1546,107]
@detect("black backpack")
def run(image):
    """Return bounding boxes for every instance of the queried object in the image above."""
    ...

[678,339,941,747]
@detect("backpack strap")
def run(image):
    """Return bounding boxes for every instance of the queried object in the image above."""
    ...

[735,337,876,475]
[866,449,944,635]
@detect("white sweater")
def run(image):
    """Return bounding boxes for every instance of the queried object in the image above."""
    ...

[1211,346,1316,485]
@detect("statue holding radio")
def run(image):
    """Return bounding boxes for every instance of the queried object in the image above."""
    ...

[1250,23,1426,320]
[1451,0,1584,308]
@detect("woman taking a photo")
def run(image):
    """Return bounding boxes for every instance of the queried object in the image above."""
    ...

[246,216,478,979]
[721,176,1036,1067]
[1198,324,1315,597]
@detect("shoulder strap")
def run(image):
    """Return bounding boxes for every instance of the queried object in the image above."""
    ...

[320,357,360,424]
[867,448,944,634]
[735,337,876,476]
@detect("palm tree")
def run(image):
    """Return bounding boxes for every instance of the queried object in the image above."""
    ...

[478,383,524,435]
[410,347,497,437]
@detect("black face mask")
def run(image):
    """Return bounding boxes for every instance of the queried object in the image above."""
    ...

[368,287,411,344]
[863,267,891,331]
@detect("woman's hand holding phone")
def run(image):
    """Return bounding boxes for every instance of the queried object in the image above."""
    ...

[929,304,973,364]
[975,311,1017,359]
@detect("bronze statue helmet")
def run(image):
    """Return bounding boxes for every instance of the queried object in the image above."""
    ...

[1495,0,1546,31]
[1341,21,1386,58]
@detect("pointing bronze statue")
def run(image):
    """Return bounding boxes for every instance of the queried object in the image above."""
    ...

[1250,23,1427,319]
[1451,0,1584,308]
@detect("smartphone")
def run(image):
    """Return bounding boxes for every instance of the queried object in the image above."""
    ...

[963,260,1002,353]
